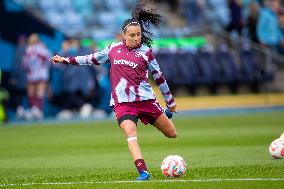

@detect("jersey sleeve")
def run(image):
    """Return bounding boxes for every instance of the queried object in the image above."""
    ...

[62,44,111,66]
[147,49,176,108]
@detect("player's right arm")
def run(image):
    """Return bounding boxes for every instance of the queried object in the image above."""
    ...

[50,44,111,65]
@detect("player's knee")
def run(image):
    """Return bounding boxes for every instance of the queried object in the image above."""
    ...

[166,130,177,138]
[122,126,136,137]
[120,120,137,137]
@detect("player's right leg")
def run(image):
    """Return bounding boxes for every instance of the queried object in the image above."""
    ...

[27,82,36,108]
[35,81,47,111]
[119,117,150,181]
[120,119,142,160]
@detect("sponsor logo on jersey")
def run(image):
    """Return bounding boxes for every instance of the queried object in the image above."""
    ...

[114,59,138,69]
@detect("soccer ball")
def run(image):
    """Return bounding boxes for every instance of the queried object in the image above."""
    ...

[161,155,186,178]
[269,138,284,159]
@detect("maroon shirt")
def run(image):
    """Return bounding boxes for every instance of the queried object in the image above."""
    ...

[63,42,175,107]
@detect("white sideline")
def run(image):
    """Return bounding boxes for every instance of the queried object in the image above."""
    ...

[0,178,284,187]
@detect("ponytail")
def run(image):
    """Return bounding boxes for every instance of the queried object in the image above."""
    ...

[122,1,162,47]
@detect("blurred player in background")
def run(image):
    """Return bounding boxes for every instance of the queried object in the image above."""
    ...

[50,2,177,181]
[23,33,51,120]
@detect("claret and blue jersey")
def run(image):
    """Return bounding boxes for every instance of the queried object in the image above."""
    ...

[63,42,175,108]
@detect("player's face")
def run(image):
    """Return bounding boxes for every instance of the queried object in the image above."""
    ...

[124,25,142,49]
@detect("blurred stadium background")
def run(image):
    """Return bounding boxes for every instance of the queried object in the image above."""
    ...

[0,0,284,123]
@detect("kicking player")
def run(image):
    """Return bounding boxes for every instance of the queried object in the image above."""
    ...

[50,2,177,181]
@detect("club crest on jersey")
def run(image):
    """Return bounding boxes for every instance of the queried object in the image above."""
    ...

[134,51,141,58]
[114,59,138,69]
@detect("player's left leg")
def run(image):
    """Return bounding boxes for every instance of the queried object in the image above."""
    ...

[153,113,177,138]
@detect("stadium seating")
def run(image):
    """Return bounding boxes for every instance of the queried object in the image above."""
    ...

[215,44,238,85]
[239,43,260,83]
[174,51,199,86]
[196,45,219,85]
[155,42,274,95]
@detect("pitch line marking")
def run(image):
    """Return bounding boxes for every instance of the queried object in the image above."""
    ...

[0,178,284,187]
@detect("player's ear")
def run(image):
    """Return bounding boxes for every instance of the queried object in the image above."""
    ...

[123,32,127,40]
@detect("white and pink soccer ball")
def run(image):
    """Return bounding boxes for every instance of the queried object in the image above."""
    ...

[269,136,284,159]
[161,155,186,178]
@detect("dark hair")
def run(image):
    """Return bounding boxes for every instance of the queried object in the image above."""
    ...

[122,1,162,47]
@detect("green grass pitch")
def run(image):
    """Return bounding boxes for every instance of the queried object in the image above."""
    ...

[0,112,284,189]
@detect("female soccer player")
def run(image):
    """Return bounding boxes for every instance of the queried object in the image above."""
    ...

[23,33,50,119]
[50,2,177,181]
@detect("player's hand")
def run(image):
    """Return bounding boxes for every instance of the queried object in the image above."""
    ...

[49,55,64,64]
[168,105,177,113]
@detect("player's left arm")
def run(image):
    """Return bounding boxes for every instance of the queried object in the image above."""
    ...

[147,50,176,112]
